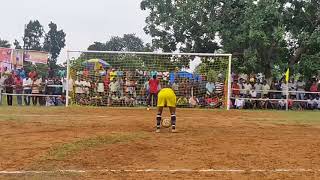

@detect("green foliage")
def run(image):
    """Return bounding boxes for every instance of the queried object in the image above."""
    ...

[43,22,66,69]
[24,61,49,78]
[141,0,320,79]
[23,20,44,51]
[13,39,22,49]
[0,38,11,48]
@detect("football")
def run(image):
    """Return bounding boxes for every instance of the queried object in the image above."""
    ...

[161,118,171,128]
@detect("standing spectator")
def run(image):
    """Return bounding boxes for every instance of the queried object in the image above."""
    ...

[28,68,37,80]
[4,74,14,106]
[243,80,252,98]
[31,76,41,106]
[109,78,119,95]
[19,68,26,79]
[261,80,270,98]
[254,80,262,98]
[23,76,32,106]
[206,80,215,96]
[38,78,46,106]
[75,77,85,104]
[288,78,297,97]
[310,80,319,99]
[296,77,306,100]
[147,75,159,110]
[281,80,288,98]
[14,75,23,106]
[214,77,224,96]
[232,79,240,97]
[97,78,105,96]
[0,74,5,105]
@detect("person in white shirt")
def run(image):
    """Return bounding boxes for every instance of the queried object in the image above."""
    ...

[23,76,33,106]
[75,77,85,104]
[234,95,245,109]
[288,78,297,97]
[31,77,41,106]
[254,81,262,98]
[281,81,288,97]
[296,77,305,100]
[206,81,215,95]
[261,80,270,98]
[243,81,252,97]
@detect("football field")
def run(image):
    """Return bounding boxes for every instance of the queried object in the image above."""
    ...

[1,107,320,179]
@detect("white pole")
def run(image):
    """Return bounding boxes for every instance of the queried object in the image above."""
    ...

[66,51,70,107]
[286,79,289,111]
[227,55,232,110]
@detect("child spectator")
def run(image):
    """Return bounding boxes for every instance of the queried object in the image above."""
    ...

[234,95,245,109]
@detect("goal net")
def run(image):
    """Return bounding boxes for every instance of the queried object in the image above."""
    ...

[66,51,232,109]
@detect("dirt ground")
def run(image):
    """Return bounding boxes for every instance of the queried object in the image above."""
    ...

[0,107,320,179]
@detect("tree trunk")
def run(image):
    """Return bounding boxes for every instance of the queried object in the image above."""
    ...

[289,47,306,70]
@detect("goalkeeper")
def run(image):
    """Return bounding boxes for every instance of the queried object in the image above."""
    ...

[155,81,177,133]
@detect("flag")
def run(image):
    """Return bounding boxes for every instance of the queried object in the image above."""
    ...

[285,68,290,83]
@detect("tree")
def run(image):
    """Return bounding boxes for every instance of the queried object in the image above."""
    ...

[141,0,320,79]
[13,40,22,49]
[23,20,44,50]
[0,38,10,48]
[43,22,66,68]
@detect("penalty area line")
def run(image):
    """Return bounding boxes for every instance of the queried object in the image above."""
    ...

[0,169,319,174]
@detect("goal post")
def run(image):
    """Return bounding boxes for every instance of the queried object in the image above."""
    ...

[66,50,232,109]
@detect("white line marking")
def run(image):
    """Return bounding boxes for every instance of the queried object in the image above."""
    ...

[0,169,319,174]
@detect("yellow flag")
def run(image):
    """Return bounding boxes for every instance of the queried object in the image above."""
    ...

[285,68,290,82]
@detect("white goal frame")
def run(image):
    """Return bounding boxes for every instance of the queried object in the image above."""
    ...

[66,50,233,110]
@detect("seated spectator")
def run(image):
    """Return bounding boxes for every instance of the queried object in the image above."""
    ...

[206,80,215,95]
[234,95,244,109]
[315,96,320,110]
[124,93,135,107]
[307,97,317,110]
[189,96,199,108]
[177,96,188,107]
[278,98,286,110]
[205,95,221,108]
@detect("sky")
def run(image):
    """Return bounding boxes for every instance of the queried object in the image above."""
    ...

[0,0,151,63]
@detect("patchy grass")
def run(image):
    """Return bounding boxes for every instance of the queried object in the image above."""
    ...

[44,132,147,161]
[244,111,320,125]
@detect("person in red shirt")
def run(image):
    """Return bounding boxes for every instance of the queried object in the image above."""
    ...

[232,80,240,97]
[310,81,319,99]
[28,69,37,80]
[147,75,159,110]
[14,75,23,105]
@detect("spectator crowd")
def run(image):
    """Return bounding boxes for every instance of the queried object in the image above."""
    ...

[231,73,320,110]
[71,68,226,108]
[0,66,66,106]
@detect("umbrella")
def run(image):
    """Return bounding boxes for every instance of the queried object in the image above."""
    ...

[82,59,111,68]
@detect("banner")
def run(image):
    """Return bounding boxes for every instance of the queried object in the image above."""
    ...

[0,48,12,63]
[24,51,48,64]
[12,49,24,67]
